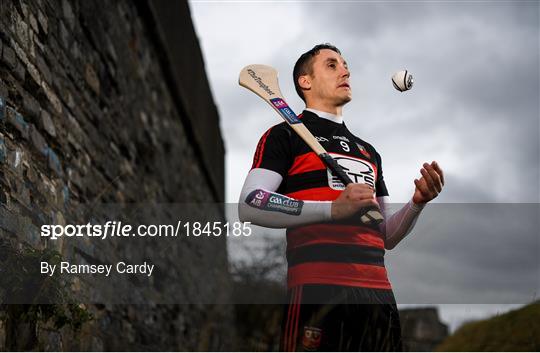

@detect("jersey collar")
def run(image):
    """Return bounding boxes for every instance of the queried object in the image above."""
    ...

[305,108,343,124]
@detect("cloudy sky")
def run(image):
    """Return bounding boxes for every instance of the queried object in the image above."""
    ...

[188,0,539,331]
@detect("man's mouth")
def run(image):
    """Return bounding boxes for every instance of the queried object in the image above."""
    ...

[338,83,350,89]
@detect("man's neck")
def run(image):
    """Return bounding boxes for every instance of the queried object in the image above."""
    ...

[305,103,343,116]
[305,108,343,124]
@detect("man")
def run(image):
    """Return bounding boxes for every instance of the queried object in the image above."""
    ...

[239,44,444,351]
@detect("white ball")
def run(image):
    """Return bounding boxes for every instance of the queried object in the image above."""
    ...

[391,70,414,92]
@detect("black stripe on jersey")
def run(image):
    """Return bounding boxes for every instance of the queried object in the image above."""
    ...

[287,243,385,267]
[282,170,328,194]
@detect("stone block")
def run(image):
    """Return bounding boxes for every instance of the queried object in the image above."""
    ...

[85,64,100,95]
[0,96,5,121]
[29,12,38,33]
[23,161,37,184]
[47,147,63,176]
[1,46,17,69]
[41,81,62,114]
[12,60,26,82]
[22,92,40,119]
[0,189,8,205]
[14,13,29,50]
[58,20,70,49]
[6,107,29,139]
[0,81,7,98]
[39,109,56,137]
[62,0,75,29]
[8,148,23,171]
[37,9,48,34]
[30,125,48,156]
[0,138,6,163]
[35,53,52,86]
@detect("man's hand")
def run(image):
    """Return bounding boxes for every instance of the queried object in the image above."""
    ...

[331,184,380,220]
[413,161,444,204]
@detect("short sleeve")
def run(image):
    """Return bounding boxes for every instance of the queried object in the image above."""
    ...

[374,151,389,197]
[251,125,292,178]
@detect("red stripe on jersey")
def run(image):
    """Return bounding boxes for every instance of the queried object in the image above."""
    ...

[287,262,391,290]
[286,187,341,201]
[251,128,272,169]
[287,224,385,250]
[288,152,326,176]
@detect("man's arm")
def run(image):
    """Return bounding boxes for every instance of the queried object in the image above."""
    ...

[238,168,331,228]
[238,168,380,228]
[379,161,445,250]
[378,196,425,250]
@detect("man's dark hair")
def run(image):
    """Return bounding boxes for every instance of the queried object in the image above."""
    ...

[293,43,341,102]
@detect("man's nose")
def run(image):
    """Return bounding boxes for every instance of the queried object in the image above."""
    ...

[340,65,350,77]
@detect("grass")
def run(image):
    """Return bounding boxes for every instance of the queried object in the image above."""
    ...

[436,301,540,351]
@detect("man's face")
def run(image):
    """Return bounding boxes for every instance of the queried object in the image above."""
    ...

[304,49,352,106]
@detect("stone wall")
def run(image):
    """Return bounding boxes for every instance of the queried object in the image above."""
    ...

[0,0,231,350]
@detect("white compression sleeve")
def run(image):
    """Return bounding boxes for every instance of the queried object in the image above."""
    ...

[238,168,332,228]
[378,196,425,249]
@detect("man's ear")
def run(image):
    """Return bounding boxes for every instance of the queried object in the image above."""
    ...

[298,75,311,91]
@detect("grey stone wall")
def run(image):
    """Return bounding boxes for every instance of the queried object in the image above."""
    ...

[0,0,231,350]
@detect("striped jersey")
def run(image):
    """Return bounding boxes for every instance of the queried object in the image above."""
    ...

[251,110,392,290]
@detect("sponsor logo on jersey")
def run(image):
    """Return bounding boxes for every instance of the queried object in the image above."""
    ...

[315,136,329,142]
[302,326,322,351]
[326,154,376,190]
[356,143,371,158]
[247,189,268,208]
[332,135,350,142]
[270,98,301,124]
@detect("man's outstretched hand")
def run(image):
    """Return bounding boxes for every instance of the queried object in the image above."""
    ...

[413,161,444,204]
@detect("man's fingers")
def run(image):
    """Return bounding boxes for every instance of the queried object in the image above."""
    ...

[414,178,429,194]
[431,161,445,186]
[424,163,443,192]
[347,184,374,192]
[420,166,437,192]
[415,177,436,198]
[346,184,375,200]
[349,190,377,201]
[359,198,380,209]
[414,162,444,204]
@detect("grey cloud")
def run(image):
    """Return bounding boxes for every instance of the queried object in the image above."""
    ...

[386,202,539,304]
[431,174,497,203]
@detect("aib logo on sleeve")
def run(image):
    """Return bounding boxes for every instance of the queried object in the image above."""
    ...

[326,154,376,190]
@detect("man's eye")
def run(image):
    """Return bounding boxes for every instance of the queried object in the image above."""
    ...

[328,63,336,68]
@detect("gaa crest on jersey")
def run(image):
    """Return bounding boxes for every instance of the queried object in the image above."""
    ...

[302,326,322,351]
[356,143,371,158]
[327,153,376,190]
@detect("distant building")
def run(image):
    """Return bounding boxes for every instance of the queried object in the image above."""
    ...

[400,307,449,351]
